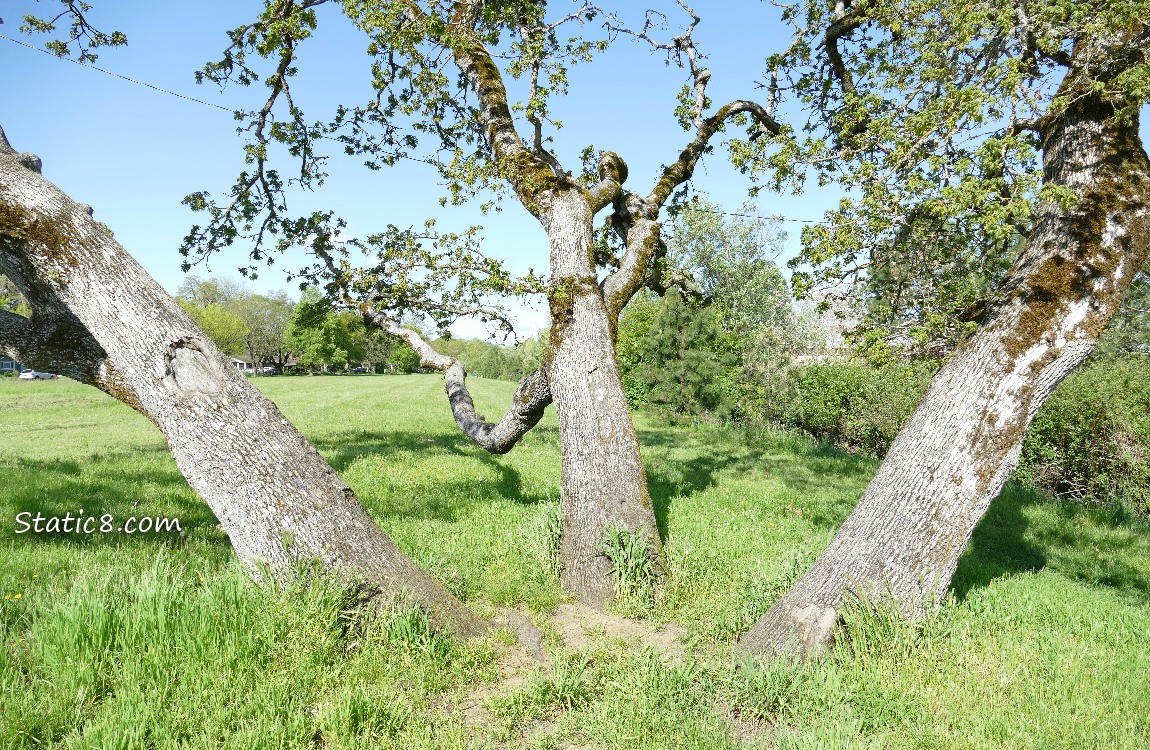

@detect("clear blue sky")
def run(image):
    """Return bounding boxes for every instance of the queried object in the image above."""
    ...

[1,1,837,336]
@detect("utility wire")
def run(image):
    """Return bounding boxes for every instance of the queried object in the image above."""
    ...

[1,32,239,113]
[675,206,821,224]
[2,32,828,224]
[0,32,444,168]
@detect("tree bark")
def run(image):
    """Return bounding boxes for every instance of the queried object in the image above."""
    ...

[356,307,552,454]
[544,189,664,607]
[740,51,1150,659]
[0,136,485,637]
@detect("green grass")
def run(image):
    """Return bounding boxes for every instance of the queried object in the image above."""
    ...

[2,375,1150,748]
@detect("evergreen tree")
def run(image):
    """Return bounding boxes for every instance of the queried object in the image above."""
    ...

[636,287,732,417]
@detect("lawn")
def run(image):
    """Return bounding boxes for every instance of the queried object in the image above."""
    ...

[2,375,1149,748]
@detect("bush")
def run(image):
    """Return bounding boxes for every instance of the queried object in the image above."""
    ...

[762,359,934,457]
[1018,355,1150,512]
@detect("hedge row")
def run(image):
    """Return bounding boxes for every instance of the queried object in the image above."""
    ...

[758,355,1150,513]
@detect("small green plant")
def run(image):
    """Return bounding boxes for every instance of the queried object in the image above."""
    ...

[377,599,453,663]
[600,524,658,614]
[531,502,563,579]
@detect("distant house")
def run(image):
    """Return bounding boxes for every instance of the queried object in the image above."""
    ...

[0,356,22,374]
[231,356,255,373]
[230,355,300,373]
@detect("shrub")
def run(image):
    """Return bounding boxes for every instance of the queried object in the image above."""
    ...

[762,359,934,457]
[1018,355,1150,513]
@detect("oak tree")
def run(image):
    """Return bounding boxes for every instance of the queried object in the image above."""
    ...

[183,0,784,607]
[0,8,485,633]
[739,0,1150,658]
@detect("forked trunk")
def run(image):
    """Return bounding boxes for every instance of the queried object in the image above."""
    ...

[0,143,485,636]
[543,190,665,607]
[740,69,1150,659]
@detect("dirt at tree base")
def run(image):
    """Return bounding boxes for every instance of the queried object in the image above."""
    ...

[443,603,775,749]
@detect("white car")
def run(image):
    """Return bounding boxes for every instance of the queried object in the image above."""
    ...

[18,369,58,380]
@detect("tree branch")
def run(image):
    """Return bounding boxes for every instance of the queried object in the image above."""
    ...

[607,1,710,128]
[0,245,114,389]
[584,151,627,213]
[311,241,552,453]
[600,192,662,321]
[822,0,866,98]
[396,0,567,209]
[359,304,551,454]
[646,99,782,208]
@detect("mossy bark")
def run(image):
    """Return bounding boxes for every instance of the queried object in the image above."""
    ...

[739,44,1150,660]
[543,189,665,607]
[0,144,486,637]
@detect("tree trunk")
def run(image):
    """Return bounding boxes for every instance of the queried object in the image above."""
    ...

[740,67,1150,659]
[543,189,665,607]
[0,138,485,637]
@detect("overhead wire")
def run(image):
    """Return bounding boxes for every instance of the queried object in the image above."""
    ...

[2,31,831,226]
[0,31,446,168]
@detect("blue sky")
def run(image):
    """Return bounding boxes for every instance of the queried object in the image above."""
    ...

[9,3,1142,339]
[1,1,835,336]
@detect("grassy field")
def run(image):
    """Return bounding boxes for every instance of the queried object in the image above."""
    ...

[2,374,1149,749]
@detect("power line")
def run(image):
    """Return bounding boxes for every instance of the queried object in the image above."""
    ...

[0,32,444,168]
[1,32,240,114]
[2,32,828,224]
[675,206,822,224]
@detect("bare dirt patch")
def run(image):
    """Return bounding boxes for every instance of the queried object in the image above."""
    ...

[450,603,690,743]
[549,603,688,659]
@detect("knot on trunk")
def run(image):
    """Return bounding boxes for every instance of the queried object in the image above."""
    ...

[163,337,226,395]
[16,153,42,174]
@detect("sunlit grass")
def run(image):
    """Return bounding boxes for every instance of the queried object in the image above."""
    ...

[2,374,1149,748]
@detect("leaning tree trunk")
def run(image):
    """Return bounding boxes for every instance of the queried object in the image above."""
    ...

[542,189,665,607]
[740,64,1150,659]
[0,135,485,636]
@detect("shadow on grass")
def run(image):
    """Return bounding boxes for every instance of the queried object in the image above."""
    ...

[310,428,556,519]
[952,483,1046,600]
[954,482,1150,601]
[2,452,224,552]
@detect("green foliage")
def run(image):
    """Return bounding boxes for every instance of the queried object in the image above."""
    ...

[432,331,549,381]
[1018,354,1150,513]
[618,199,802,419]
[176,275,295,368]
[763,359,936,457]
[1096,262,1150,358]
[631,287,734,418]
[777,0,1150,358]
[600,525,658,615]
[668,197,790,339]
[18,0,128,62]
[615,292,662,408]
[288,288,355,370]
[0,274,30,317]
[387,338,421,373]
[178,300,249,357]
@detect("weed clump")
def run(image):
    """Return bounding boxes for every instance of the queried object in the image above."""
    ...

[600,525,659,615]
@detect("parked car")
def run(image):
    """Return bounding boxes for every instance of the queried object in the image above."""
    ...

[260,366,280,375]
[18,369,58,380]
[350,366,369,374]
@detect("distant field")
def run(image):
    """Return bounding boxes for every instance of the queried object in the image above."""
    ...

[2,374,1149,748]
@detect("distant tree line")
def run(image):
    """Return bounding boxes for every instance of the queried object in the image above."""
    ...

[176,276,550,377]
[176,276,418,373]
